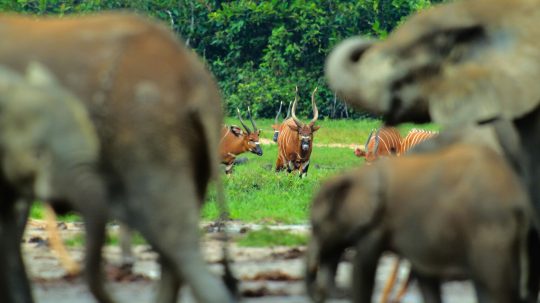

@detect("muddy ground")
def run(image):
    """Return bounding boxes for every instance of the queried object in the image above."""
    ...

[23,221,477,303]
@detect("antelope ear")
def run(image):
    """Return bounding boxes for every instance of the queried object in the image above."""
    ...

[312,125,321,132]
[256,129,261,135]
[230,126,243,137]
[288,124,299,132]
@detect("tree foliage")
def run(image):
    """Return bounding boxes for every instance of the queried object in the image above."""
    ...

[0,0,446,118]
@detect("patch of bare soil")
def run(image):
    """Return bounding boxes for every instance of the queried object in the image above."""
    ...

[24,221,477,303]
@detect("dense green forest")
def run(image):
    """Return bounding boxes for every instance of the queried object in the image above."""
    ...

[0,0,445,118]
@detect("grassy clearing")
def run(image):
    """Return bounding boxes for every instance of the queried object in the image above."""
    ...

[225,117,383,145]
[202,144,361,223]
[30,119,438,228]
[204,118,438,224]
[225,117,439,145]
[237,228,308,247]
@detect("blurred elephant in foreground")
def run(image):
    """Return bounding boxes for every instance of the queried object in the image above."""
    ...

[0,13,234,303]
[307,130,537,303]
[0,63,110,302]
[325,0,540,226]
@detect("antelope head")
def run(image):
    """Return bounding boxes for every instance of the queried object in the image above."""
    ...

[288,86,321,151]
[237,107,263,156]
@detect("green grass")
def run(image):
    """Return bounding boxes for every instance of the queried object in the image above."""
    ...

[63,233,85,248]
[224,117,440,145]
[225,117,383,145]
[202,144,362,223]
[205,118,439,224]
[30,203,81,222]
[62,230,148,248]
[237,228,308,247]
[30,203,44,220]
[29,119,439,228]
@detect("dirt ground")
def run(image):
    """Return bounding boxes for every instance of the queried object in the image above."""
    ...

[23,221,477,303]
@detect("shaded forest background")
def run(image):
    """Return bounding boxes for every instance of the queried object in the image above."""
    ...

[0,0,445,118]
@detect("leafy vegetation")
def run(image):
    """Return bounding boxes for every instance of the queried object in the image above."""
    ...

[0,0,446,118]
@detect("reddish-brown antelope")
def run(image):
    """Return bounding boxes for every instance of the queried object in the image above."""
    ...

[220,107,262,174]
[399,129,439,156]
[275,87,320,177]
[354,127,402,163]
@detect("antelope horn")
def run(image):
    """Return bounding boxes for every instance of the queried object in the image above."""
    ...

[284,100,293,120]
[291,86,303,127]
[373,127,381,158]
[247,106,258,131]
[274,101,283,124]
[236,108,251,134]
[364,129,374,152]
[309,87,319,126]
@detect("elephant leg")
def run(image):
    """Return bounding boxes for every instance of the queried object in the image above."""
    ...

[470,236,521,303]
[129,171,235,303]
[0,194,33,303]
[119,223,134,269]
[156,257,182,303]
[352,230,384,303]
[14,198,30,241]
[316,251,341,301]
[67,173,113,303]
[305,240,320,301]
[416,273,441,303]
[80,205,113,303]
[526,228,540,303]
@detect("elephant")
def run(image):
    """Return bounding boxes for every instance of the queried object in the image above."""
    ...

[0,63,110,302]
[325,1,540,300]
[306,135,535,303]
[325,0,540,222]
[0,13,235,303]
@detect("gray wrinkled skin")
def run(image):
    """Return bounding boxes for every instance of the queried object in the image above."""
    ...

[0,63,111,303]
